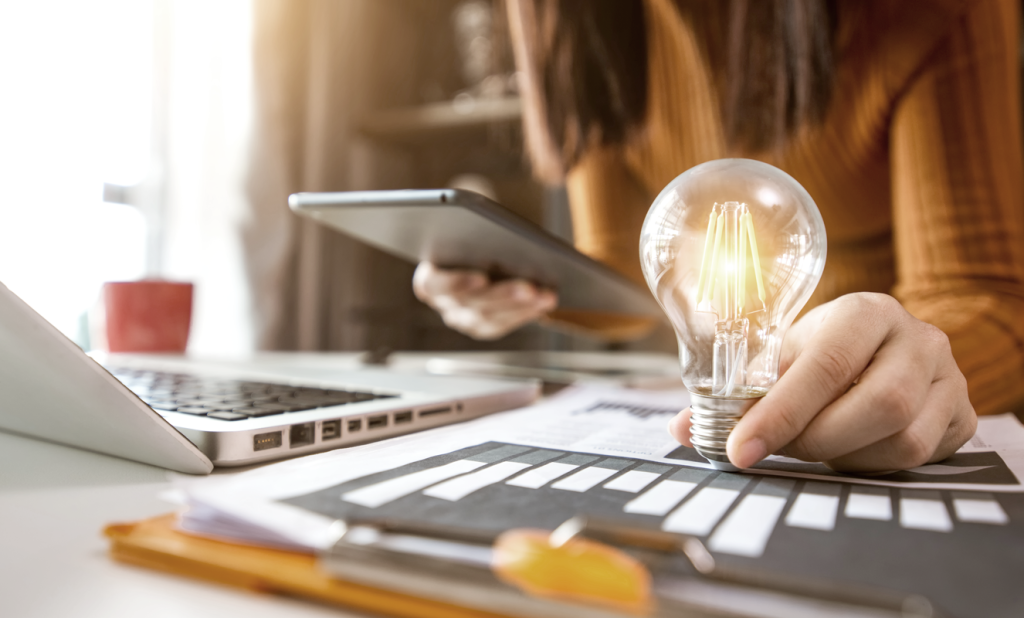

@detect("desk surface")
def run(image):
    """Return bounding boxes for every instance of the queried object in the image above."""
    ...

[1,350,679,617]
[0,429,369,618]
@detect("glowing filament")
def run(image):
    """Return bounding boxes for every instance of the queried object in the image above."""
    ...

[694,211,718,306]
[695,203,766,316]
[743,212,766,305]
[705,213,725,305]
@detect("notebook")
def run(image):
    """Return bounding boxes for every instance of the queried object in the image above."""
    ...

[0,281,539,474]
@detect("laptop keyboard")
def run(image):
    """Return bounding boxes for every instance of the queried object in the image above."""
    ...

[109,368,395,421]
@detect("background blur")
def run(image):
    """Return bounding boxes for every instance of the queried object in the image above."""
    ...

[0,0,614,356]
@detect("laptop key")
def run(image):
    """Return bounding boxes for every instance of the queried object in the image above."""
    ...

[284,402,326,412]
[276,395,326,407]
[174,405,211,415]
[191,398,236,408]
[246,403,294,417]
[207,411,249,421]
[350,392,380,402]
[147,401,178,411]
[216,399,254,409]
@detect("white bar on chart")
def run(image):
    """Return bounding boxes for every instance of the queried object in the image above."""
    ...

[506,462,577,489]
[786,483,840,531]
[899,491,953,532]
[663,487,741,536]
[708,494,788,557]
[551,467,619,492]
[952,492,1009,525]
[604,470,661,493]
[624,480,697,516]
[845,490,892,521]
[424,461,533,502]
[342,460,486,508]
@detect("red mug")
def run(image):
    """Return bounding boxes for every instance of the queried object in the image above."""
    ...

[103,280,193,353]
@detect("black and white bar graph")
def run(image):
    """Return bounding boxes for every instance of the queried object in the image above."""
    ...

[844,486,893,521]
[662,474,751,536]
[425,449,561,501]
[623,468,710,516]
[341,444,529,507]
[286,440,1024,618]
[951,491,1009,525]
[551,458,632,492]
[341,460,487,508]
[785,482,841,531]
[604,464,670,493]
[899,489,953,532]
[506,454,596,489]
[708,478,794,557]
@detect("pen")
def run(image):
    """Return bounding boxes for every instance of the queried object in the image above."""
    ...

[322,515,944,618]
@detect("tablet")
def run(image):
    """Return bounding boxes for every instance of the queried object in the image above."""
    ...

[288,189,662,316]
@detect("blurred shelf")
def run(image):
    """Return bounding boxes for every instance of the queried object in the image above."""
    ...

[358,96,521,143]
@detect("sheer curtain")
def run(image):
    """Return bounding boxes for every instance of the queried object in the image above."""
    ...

[247,0,417,351]
[156,0,256,355]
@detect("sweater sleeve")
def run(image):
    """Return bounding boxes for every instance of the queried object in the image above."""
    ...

[889,0,1024,414]
[540,146,658,341]
[564,146,652,286]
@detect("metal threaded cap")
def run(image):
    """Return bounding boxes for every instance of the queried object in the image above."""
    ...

[689,392,762,471]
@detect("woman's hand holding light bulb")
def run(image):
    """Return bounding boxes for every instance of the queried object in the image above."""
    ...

[641,159,977,472]
[668,292,977,472]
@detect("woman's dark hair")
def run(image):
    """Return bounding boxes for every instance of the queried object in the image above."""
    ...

[511,0,837,180]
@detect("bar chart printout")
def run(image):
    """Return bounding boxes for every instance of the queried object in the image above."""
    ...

[284,441,1024,618]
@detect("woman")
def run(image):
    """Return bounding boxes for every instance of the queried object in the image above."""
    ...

[415,0,1024,472]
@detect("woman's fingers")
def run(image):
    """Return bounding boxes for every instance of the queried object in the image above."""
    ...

[726,294,899,468]
[413,262,487,304]
[723,293,977,472]
[779,318,944,464]
[463,279,553,312]
[443,296,555,340]
[414,262,557,340]
[668,408,693,447]
[822,373,976,471]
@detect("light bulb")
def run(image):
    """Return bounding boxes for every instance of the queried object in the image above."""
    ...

[640,159,827,470]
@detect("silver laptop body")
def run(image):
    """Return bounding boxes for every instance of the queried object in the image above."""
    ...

[0,282,539,474]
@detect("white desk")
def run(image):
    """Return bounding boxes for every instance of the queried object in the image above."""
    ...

[1,351,679,617]
[0,429,367,618]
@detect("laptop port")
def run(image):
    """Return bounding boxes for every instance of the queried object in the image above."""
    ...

[419,406,451,418]
[321,419,341,440]
[394,411,413,424]
[290,423,315,448]
[348,418,363,432]
[253,431,282,451]
[367,415,388,429]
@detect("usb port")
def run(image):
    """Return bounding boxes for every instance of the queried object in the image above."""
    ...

[419,406,452,418]
[322,419,341,440]
[290,423,315,448]
[367,415,388,429]
[253,431,282,451]
[394,411,413,424]
[348,418,363,432]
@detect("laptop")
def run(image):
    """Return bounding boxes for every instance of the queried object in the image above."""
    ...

[0,282,539,474]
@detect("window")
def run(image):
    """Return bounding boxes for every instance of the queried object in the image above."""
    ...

[0,1,153,344]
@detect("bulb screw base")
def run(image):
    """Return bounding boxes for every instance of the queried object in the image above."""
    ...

[689,393,762,472]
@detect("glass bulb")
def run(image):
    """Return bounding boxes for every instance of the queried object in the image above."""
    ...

[640,159,827,470]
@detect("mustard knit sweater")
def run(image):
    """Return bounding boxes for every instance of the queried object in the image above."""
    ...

[560,0,1024,415]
